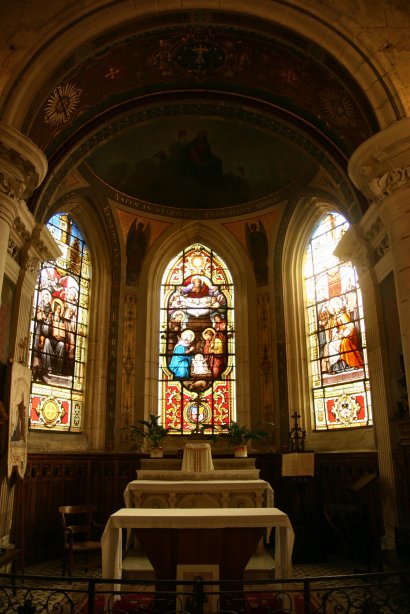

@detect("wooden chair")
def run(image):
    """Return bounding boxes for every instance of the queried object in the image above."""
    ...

[58,505,103,576]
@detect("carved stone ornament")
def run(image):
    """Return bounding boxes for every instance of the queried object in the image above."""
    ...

[364,215,384,242]
[0,169,25,203]
[376,234,390,258]
[360,205,390,263]
[375,165,410,204]
[0,121,48,200]
[7,238,20,261]
[25,256,41,276]
[13,215,31,243]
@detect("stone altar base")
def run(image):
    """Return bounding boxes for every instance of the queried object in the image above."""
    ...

[136,457,260,481]
[124,457,276,580]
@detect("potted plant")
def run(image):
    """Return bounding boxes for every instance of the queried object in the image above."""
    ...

[220,421,268,457]
[124,414,171,458]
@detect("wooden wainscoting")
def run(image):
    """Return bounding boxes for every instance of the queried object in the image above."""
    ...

[256,451,381,563]
[14,453,141,563]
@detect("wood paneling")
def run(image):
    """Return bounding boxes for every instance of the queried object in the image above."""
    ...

[15,453,140,562]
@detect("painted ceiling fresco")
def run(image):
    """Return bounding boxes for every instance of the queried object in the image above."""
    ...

[26,11,378,161]
[86,116,312,209]
[26,10,379,216]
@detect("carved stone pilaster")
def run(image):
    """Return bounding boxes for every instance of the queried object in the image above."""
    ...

[13,214,32,244]
[0,122,48,297]
[349,117,410,199]
[358,202,390,264]
[0,121,47,201]
[333,223,372,279]
[348,120,410,547]
[348,118,410,304]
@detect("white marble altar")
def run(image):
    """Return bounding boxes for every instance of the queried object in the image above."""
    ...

[123,451,277,580]
[124,478,274,509]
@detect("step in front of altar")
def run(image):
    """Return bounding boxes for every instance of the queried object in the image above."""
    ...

[243,548,275,580]
[121,548,275,581]
[122,551,155,580]
[136,458,260,481]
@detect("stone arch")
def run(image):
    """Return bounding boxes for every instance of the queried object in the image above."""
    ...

[0,1,403,132]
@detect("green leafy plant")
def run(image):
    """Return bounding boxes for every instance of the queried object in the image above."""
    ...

[124,414,171,448]
[219,421,268,446]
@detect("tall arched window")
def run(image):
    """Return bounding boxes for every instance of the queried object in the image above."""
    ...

[304,212,372,430]
[159,243,235,434]
[29,213,90,431]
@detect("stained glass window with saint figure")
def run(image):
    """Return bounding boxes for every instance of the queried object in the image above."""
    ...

[159,243,235,434]
[305,212,372,430]
[29,213,90,431]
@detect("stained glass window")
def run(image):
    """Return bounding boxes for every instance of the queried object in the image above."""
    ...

[29,213,90,431]
[159,243,235,434]
[304,213,372,430]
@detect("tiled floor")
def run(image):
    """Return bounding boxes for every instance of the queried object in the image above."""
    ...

[22,552,358,580]
[8,552,409,614]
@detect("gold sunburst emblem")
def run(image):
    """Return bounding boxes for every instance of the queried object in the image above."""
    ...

[44,83,82,126]
[320,87,355,126]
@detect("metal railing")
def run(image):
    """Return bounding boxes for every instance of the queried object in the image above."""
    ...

[0,570,409,613]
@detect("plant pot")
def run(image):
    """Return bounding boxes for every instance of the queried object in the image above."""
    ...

[150,446,164,458]
[234,444,248,458]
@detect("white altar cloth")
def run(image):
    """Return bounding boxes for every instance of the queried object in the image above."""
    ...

[124,479,274,509]
[181,443,214,472]
[101,507,294,583]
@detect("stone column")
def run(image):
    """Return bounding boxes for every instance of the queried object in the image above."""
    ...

[335,224,398,550]
[348,117,410,393]
[0,125,51,550]
[0,121,47,298]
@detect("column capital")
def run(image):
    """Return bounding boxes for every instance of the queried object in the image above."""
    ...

[0,121,47,204]
[333,223,371,278]
[348,118,410,203]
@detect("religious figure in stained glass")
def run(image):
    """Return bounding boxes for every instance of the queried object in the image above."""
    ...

[305,213,372,430]
[29,213,90,432]
[159,243,235,434]
[169,329,196,379]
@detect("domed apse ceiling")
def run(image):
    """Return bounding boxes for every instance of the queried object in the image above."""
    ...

[24,10,379,216]
[86,114,314,210]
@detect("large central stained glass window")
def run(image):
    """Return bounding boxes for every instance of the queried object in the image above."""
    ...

[159,243,235,434]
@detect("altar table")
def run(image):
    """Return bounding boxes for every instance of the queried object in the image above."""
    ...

[124,479,274,509]
[101,507,294,585]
